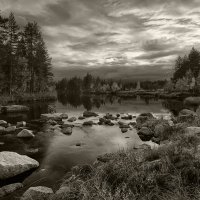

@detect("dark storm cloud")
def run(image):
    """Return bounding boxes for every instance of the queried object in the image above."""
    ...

[1,0,200,80]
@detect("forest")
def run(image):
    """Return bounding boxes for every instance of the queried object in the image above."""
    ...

[0,12,54,96]
[56,73,167,94]
[165,47,200,92]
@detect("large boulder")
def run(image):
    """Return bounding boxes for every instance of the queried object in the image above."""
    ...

[184,97,200,105]
[0,183,23,197]
[17,129,35,138]
[0,151,39,179]
[0,126,6,134]
[137,127,153,141]
[21,186,53,200]
[1,105,29,113]
[83,111,98,118]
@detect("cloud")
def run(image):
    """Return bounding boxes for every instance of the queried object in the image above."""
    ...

[1,0,200,80]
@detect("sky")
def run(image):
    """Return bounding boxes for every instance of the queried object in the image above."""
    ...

[1,0,200,81]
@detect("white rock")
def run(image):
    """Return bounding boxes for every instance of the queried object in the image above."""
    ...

[0,151,39,179]
[17,129,35,138]
[0,120,7,127]
[0,183,23,197]
[21,186,53,200]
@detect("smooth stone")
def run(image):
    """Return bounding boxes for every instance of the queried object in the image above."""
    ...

[17,129,35,138]
[21,186,53,200]
[47,119,57,125]
[67,117,76,122]
[83,111,98,118]
[0,183,23,197]
[0,151,39,179]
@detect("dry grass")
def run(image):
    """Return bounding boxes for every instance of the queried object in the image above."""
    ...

[54,131,200,200]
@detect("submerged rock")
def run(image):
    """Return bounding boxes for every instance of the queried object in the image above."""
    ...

[21,186,53,200]
[0,183,23,197]
[83,111,98,118]
[17,129,35,138]
[0,151,39,179]
[1,105,29,113]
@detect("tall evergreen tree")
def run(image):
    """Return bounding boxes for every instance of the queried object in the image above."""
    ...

[6,12,19,94]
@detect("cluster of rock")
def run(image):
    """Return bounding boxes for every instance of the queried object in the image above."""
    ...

[0,151,39,198]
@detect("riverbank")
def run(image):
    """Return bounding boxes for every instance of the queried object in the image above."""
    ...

[0,92,57,105]
[1,108,200,199]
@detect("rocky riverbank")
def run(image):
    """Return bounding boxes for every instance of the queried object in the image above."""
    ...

[1,106,200,199]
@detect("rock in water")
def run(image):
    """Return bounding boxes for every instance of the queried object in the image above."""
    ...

[17,129,35,138]
[21,186,53,200]
[0,151,39,179]
[0,183,23,197]
[62,127,72,135]
[68,117,77,122]
[1,105,29,113]
[83,121,93,126]
[83,111,98,117]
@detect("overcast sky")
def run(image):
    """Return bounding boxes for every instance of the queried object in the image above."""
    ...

[1,0,200,80]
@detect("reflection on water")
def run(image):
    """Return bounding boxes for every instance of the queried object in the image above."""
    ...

[0,93,192,199]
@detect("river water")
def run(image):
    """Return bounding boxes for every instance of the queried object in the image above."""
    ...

[0,94,188,199]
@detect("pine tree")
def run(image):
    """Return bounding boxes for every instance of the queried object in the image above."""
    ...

[6,12,19,94]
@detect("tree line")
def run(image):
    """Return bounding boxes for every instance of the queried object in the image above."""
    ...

[56,73,167,94]
[0,12,54,95]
